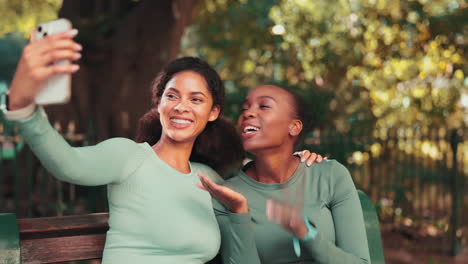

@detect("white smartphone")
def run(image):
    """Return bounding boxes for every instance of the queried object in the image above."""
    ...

[34,18,73,105]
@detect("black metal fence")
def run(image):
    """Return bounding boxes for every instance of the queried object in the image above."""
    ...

[305,126,467,255]
[0,120,108,218]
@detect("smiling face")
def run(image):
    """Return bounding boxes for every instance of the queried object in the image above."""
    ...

[237,85,303,154]
[157,71,220,144]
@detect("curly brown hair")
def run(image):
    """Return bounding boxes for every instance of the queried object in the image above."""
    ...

[135,57,244,175]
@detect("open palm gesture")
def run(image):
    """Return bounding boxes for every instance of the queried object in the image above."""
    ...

[197,172,249,214]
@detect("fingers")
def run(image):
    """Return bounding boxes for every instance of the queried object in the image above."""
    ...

[196,182,207,191]
[198,172,249,213]
[305,152,317,166]
[35,40,82,62]
[21,29,82,78]
[198,172,220,194]
[266,199,304,233]
[307,154,322,166]
[266,199,290,224]
[266,199,277,223]
[293,150,310,162]
[42,39,82,53]
[28,29,81,58]
[41,49,81,66]
[38,63,80,80]
[302,150,311,162]
[43,29,79,41]
[303,152,328,167]
[30,30,36,43]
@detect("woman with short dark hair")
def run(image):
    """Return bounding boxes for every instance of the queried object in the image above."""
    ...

[200,85,370,263]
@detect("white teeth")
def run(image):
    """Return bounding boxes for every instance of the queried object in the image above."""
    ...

[171,119,192,124]
[244,126,260,133]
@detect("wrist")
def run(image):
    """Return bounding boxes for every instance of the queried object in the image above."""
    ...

[292,221,309,239]
[230,201,249,214]
[292,217,319,257]
[8,91,33,110]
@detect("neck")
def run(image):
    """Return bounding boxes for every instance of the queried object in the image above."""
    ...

[247,147,300,184]
[152,136,194,174]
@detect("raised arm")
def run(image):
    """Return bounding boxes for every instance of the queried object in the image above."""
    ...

[16,108,147,186]
[213,200,261,264]
[301,162,370,263]
[197,173,261,264]
[6,28,146,186]
[266,161,370,263]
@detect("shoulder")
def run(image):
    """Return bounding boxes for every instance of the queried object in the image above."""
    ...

[97,137,140,147]
[96,138,151,180]
[223,171,246,188]
[309,159,357,202]
[216,170,255,195]
[308,159,351,182]
[96,137,150,157]
[191,162,224,184]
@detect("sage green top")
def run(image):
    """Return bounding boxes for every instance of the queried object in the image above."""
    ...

[15,108,258,264]
[215,160,371,263]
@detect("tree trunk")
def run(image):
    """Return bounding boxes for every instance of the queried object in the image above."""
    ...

[46,0,197,141]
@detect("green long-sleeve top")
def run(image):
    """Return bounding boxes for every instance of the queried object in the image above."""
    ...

[215,160,371,263]
[15,108,258,264]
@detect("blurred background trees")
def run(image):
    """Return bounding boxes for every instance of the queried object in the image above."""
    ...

[184,0,468,133]
[1,0,466,136]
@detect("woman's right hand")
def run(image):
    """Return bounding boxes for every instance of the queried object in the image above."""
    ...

[197,172,249,214]
[8,29,82,110]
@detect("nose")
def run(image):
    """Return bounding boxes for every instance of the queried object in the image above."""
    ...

[174,100,190,113]
[242,107,256,119]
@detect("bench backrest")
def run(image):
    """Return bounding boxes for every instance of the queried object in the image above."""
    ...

[0,213,108,263]
[358,190,385,264]
[0,190,384,263]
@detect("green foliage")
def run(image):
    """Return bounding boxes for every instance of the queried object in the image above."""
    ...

[182,0,332,126]
[184,0,468,131]
[0,33,27,83]
[0,0,61,83]
[0,0,62,38]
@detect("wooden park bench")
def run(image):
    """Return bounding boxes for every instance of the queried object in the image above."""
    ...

[0,190,385,264]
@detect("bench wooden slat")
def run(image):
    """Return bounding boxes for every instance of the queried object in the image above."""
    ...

[21,234,106,263]
[18,213,109,234]
[18,213,109,240]
[18,213,109,263]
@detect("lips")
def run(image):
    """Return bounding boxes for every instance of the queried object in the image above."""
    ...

[240,123,261,138]
[169,116,193,129]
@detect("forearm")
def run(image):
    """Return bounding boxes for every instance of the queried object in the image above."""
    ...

[301,229,369,264]
[299,161,370,263]
[16,108,132,185]
[215,207,261,264]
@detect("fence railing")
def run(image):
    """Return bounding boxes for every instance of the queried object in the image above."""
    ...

[0,121,108,218]
[305,126,467,255]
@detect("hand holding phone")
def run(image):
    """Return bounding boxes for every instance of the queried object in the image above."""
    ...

[34,18,73,105]
[7,19,81,111]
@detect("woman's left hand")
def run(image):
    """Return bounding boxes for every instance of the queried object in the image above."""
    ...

[266,199,308,238]
[198,172,249,214]
[294,150,327,167]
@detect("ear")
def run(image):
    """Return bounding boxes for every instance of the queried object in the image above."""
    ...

[208,105,221,122]
[156,98,162,114]
[289,119,303,137]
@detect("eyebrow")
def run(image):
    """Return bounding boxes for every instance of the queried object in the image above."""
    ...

[242,95,277,104]
[167,87,208,97]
